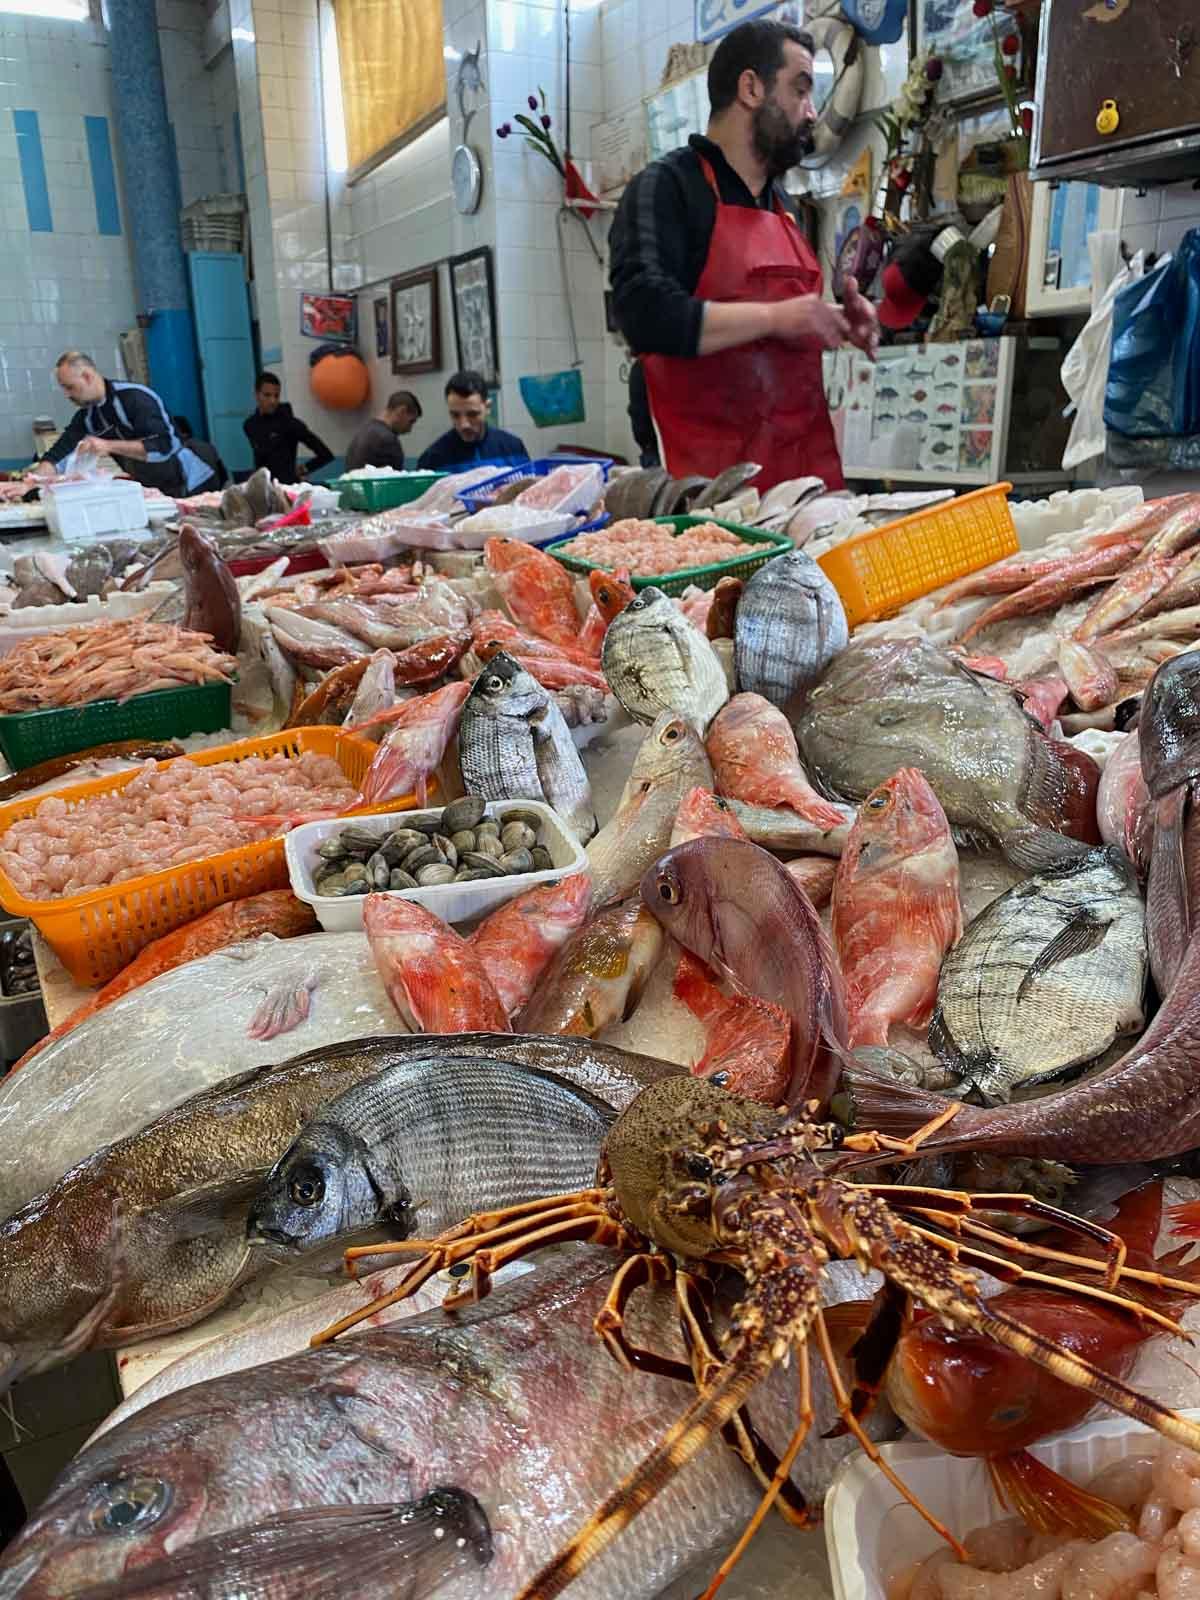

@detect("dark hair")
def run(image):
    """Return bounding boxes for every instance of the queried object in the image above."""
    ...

[255,371,281,390]
[387,389,422,417]
[445,370,488,402]
[707,19,814,114]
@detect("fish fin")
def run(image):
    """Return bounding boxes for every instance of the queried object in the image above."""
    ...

[841,1065,982,1149]
[988,1450,1134,1541]
[1169,1200,1200,1241]
[1017,913,1111,1001]
[135,1170,274,1244]
[1002,819,1090,872]
[820,1299,875,1341]
[949,823,992,855]
[83,1494,492,1595]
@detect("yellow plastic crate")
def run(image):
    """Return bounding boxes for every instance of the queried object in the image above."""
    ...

[817,483,1017,628]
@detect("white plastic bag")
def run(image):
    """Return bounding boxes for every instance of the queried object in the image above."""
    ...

[1061,236,1145,470]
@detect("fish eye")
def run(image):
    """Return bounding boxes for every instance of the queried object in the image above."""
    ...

[289,1170,325,1207]
[710,1071,730,1087]
[990,1402,1031,1426]
[867,795,889,810]
[686,1154,713,1181]
[656,877,680,904]
[664,727,679,741]
[485,675,504,692]
[87,1478,171,1537]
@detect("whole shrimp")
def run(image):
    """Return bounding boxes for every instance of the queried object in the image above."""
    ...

[314,1075,1200,1600]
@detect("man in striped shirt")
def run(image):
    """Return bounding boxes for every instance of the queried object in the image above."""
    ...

[31,351,220,495]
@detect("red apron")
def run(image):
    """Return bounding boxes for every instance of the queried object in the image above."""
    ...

[642,154,845,493]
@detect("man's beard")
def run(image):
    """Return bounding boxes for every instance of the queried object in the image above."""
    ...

[752,100,815,176]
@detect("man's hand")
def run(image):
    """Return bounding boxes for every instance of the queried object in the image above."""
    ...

[75,435,110,457]
[843,275,880,361]
[28,460,55,480]
[767,295,851,350]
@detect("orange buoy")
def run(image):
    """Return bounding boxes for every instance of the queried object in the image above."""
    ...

[310,350,370,410]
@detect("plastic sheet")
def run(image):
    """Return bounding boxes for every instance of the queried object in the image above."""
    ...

[1106,229,1200,439]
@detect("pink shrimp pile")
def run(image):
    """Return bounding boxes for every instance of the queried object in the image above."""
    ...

[559,518,752,577]
[901,1439,1200,1598]
[0,621,237,713]
[0,753,358,899]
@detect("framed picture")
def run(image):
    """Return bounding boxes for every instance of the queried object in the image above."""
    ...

[448,246,498,387]
[1025,182,1125,317]
[300,293,357,343]
[390,268,441,376]
[373,296,388,359]
[915,0,1018,106]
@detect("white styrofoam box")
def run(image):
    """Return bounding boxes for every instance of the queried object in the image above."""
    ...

[453,506,578,550]
[514,462,606,520]
[825,1409,1199,1600]
[285,798,589,932]
[41,479,149,540]
[0,582,176,656]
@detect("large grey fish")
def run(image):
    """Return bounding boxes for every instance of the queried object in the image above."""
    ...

[3,1252,882,1600]
[458,652,596,842]
[248,1055,615,1254]
[0,1035,677,1388]
[733,546,847,711]
[1141,648,1200,799]
[929,845,1147,1104]
[795,636,1096,870]
[586,712,712,906]
[602,586,729,732]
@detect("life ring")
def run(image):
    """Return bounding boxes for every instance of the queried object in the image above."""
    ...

[800,13,864,169]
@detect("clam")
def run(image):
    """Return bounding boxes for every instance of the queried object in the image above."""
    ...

[367,851,391,889]
[317,871,347,895]
[500,821,537,853]
[442,796,487,833]
[389,867,418,890]
[455,867,497,882]
[502,808,543,832]
[530,845,554,872]
[476,820,501,840]
[404,844,442,873]
[317,837,348,862]
[473,834,503,861]
[433,834,458,869]
[338,827,382,856]
[499,847,534,875]
[343,863,371,888]
[416,862,456,887]
[461,852,505,878]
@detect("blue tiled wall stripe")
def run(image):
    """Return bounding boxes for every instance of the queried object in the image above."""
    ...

[83,116,121,237]
[13,111,52,234]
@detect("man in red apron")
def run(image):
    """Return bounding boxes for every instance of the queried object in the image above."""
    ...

[609,19,878,493]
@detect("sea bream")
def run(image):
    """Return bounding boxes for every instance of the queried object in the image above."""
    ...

[732,546,848,712]
[601,585,728,733]
[794,636,1097,870]
[927,845,1147,1104]
[458,652,596,843]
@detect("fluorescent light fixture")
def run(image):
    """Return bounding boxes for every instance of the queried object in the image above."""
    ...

[0,0,88,20]
[231,24,255,41]
[320,0,347,175]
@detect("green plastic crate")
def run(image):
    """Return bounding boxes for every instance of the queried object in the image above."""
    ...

[546,515,793,596]
[0,678,234,772]
[332,472,446,513]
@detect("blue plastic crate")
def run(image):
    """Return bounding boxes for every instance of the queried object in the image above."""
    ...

[457,456,613,515]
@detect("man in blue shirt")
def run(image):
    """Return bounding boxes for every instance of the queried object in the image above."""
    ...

[417,370,528,470]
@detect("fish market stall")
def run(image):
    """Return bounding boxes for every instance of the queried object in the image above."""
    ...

[5,462,1200,1600]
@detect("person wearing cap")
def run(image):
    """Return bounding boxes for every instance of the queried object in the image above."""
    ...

[877,232,944,332]
[609,19,878,493]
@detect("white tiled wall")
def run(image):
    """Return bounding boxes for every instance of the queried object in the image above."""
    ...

[1118,181,1200,264]
[157,0,224,204]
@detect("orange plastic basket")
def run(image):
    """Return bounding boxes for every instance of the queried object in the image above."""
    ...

[816,483,1018,628]
[0,726,418,986]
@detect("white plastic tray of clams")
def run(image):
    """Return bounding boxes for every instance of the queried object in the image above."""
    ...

[285,797,588,931]
[824,1409,1196,1600]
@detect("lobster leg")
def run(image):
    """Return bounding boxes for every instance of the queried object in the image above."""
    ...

[822,1279,910,1440]
[674,1269,811,1527]
[594,1253,693,1381]
[696,1339,815,1600]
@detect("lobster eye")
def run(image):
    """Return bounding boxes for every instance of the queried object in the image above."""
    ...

[657,876,680,904]
[827,1124,845,1148]
[686,1154,713,1182]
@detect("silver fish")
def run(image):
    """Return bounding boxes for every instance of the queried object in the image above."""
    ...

[602,586,729,733]
[265,605,369,669]
[733,548,848,712]
[247,1055,615,1254]
[459,653,595,842]
[795,636,1095,870]
[930,845,1147,1104]
[586,712,713,907]
[725,798,851,857]
[344,648,398,730]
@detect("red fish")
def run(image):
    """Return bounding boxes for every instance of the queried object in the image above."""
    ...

[707,693,846,831]
[484,538,582,650]
[356,680,470,806]
[1074,550,1191,642]
[957,542,1142,643]
[1016,674,1069,734]
[474,637,608,693]
[364,894,509,1033]
[668,786,749,848]
[1097,730,1152,874]
[831,768,961,1049]
[586,567,635,626]
[784,856,837,911]
[467,874,593,1018]
[1057,637,1118,712]
[885,1184,1200,1540]
[672,948,791,1104]
[470,611,600,668]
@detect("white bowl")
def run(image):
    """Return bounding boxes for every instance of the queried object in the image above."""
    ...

[824,1408,1200,1600]
[284,797,589,932]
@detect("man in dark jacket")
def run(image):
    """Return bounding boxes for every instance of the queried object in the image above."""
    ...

[173,416,228,489]
[243,371,334,482]
[31,352,220,494]
[417,371,528,471]
[344,390,421,472]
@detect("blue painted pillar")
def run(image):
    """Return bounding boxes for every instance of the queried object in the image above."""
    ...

[107,0,204,428]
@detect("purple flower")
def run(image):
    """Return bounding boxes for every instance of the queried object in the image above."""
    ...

[496,123,511,137]
[541,113,552,129]
[528,95,538,110]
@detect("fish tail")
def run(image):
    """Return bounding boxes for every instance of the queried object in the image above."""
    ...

[1169,1200,1200,1241]
[841,1065,987,1152]
[988,1450,1134,1541]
